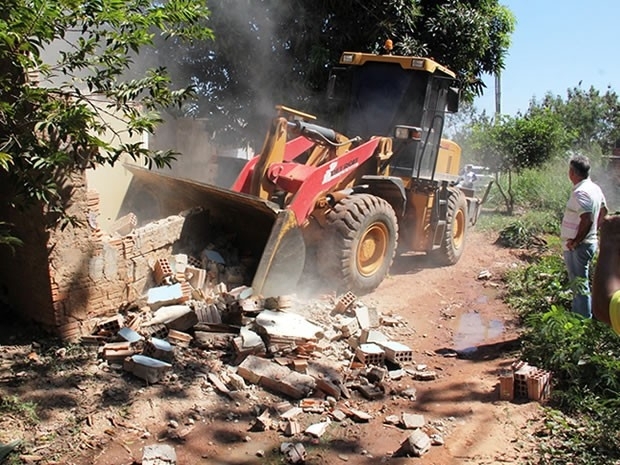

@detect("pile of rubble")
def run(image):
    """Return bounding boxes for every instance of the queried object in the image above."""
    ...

[84,251,447,460]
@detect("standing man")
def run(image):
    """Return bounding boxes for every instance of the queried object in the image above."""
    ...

[560,154,608,318]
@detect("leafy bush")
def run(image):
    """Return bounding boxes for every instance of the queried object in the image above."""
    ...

[503,254,570,318]
[503,249,620,464]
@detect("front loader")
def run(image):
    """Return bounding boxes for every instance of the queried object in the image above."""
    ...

[127,43,487,297]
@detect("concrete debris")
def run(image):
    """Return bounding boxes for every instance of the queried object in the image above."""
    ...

[401,413,425,429]
[280,442,306,464]
[142,444,177,465]
[74,247,458,454]
[395,429,431,457]
[123,355,172,384]
[304,419,330,438]
[477,269,492,280]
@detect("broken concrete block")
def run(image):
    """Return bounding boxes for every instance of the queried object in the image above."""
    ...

[395,429,431,457]
[111,212,138,237]
[354,304,371,330]
[337,316,359,338]
[143,338,174,362]
[124,355,172,384]
[340,407,372,422]
[330,409,347,422]
[147,284,186,310]
[148,305,198,331]
[185,265,206,291]
[305,419,330,438]
[140,323,169,340]
[359,328,389,344]
[252,410,272,431]
[356,383,384,400]
[366,366,387,383]
[118,327,143,344]
[280,407,303,420]
[142,443,176,465]
[260,370,316,400]
[280,442,306,464]
[401,413,425,429]
[194,331,235,350]
[284,420,302,436]
[255,310,324,343]
[171,254,188,273]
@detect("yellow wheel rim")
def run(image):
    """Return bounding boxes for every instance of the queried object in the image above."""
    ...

[452,208,465,249]
[357,222,389,277]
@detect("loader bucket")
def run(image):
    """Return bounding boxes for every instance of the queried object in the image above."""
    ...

[122,166,306,297]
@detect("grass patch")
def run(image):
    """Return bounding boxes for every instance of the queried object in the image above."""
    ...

[0,395,39,424]
[503,239,620,464]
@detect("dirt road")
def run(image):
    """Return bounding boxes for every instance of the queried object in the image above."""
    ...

[0,229,543,464]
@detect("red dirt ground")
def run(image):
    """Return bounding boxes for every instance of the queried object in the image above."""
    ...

[0,229,544,465]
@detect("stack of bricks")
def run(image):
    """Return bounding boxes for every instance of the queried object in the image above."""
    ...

[500,360,551,403]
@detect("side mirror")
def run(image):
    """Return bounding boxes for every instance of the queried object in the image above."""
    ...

[447,87,460,113]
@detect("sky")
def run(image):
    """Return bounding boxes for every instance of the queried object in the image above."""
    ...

[474,0,620,116]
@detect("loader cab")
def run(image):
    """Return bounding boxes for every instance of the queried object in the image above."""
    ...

[328,52,459,182]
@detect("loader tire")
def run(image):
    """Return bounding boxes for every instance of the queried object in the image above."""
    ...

[435,188,468,265]
[318,194,398,294]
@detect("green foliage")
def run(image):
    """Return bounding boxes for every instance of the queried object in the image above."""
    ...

[468,110,569,214]
[503,242,620,464]
[495,220,549,251]
[531,85,620,154]
[503,254,570,317]
[0,395,38,424]
[0,0,213,239]
[154,0,515,145]
[536,408,620,465]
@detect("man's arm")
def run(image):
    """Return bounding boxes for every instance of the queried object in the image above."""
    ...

[566,212,593,250]
[592,215,620,326]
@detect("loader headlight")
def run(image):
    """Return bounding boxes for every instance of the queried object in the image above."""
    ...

[411,58,425,69]
[394,125,422,141]
[341,53,354,63]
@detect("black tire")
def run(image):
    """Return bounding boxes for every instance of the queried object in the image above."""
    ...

[318,194,398,294]
[435,188,468,265]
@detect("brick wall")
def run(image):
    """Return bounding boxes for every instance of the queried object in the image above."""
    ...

[0,169,192,341]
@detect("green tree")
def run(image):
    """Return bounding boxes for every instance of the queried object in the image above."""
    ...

[470,110,569,214]
[0,0,213,243]
[531,85,620,154]
[152,0,515,146]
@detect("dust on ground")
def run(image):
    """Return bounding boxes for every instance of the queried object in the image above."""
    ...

[0,230,544,465]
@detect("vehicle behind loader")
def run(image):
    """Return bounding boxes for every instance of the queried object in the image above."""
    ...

[127,42,488,297]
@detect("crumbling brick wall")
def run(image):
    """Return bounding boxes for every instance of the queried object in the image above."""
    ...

[0,168,191,341]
